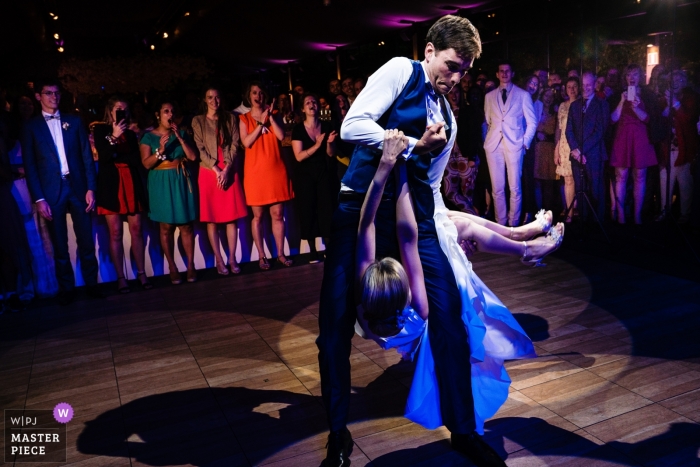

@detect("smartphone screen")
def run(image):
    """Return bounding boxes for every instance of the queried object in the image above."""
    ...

[627,86,636,102]
[115,109,127,124]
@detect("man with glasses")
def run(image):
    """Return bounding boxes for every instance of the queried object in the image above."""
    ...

[21,80,101,306]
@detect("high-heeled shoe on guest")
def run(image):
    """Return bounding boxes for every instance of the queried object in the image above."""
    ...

[137,272,154,290]
[521,223,565,267]
[170,269,183,285]
[216,259,229,276]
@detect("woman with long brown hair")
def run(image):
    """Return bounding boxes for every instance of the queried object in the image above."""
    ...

[193,87,247,275]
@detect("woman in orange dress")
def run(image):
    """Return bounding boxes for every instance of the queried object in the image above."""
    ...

[239,82,294,270]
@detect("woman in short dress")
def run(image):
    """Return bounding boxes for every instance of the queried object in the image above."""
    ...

[555,77,580,222]
[94,96,151,292]
[140,99,198,284]
[609,64,659,224]
[193,87,247,275]
[239,82,294,270]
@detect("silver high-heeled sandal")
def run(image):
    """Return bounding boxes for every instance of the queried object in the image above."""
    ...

[521,223,564,267]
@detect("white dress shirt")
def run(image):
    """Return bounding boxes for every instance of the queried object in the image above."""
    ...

[42,110,69,176]
[340,57,455,161]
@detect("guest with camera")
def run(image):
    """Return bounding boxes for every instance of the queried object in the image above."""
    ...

[93,96,151,293]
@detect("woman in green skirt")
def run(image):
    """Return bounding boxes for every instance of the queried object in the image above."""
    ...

[140,99,198,284]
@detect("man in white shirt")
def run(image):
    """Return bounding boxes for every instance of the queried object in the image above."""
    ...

[21,80,100,306]
[483,62,537,226]
[318,15,506,467]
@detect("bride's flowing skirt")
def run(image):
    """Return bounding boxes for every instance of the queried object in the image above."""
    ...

[382,203,536,434]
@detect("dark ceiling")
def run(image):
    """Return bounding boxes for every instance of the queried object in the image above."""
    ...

[1,0,697,84]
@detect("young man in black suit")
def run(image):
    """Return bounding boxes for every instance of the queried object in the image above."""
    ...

[21,79,101,305]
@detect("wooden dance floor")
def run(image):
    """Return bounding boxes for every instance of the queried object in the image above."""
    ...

[2,246,700,466]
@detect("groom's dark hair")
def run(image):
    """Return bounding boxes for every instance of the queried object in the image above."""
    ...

[426,15,482,60]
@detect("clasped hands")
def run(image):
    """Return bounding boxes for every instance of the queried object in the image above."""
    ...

[571,149,587,165]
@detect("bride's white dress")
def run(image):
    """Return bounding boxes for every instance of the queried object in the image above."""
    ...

[370,151,537,435]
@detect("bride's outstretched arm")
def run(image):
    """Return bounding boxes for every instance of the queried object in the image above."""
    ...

[395,162,429,320]
[356,129,406,289]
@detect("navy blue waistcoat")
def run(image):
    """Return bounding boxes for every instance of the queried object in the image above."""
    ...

[341,61,450,222]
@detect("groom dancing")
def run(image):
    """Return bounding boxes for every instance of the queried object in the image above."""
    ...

[317,15,505,467]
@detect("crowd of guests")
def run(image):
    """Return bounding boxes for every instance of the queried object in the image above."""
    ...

[444,62,700,233]
[1,60,699,312]
[0,76,370,311]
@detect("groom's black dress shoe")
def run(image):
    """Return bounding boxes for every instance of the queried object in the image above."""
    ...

[322,428,353,467]
[451,432,506,467]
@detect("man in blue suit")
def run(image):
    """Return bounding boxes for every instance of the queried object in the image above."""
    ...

[317,16,505,467]
[21,80,101,305]
[566,72,610,223]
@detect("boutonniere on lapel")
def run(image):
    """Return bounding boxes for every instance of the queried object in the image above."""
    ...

[62,122,70,131]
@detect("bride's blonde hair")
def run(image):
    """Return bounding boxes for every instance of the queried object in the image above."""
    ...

[361,257,410,337]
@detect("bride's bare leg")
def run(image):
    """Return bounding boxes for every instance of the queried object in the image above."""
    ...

[452,217,561,259]
[447,210,552,241]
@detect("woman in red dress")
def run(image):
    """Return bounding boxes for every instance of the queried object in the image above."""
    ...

[193,87,247,275]
[94,97,152,292]
[609,64,658,224]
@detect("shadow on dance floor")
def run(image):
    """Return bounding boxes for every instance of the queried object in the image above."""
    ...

[76,367,700,466]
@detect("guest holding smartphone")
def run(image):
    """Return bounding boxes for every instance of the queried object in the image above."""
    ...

[609,64,658,224]
[94,96,151,292]
[140,99,198,284]
[192,87,247,275]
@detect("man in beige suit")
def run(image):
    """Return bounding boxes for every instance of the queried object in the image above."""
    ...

[484,62,537,226]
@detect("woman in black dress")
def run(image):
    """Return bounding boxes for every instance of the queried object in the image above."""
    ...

[291,94,338,263]
[93,96,151,292]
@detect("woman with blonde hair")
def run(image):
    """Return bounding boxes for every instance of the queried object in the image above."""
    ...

[355,129,560,436]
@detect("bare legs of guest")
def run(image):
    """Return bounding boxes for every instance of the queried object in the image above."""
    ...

[251,203,291,270]
[105,213,151,292]
[160,222,196,284]
[614,167,646,225]
[207,221,240,275]
[562,175,575,222]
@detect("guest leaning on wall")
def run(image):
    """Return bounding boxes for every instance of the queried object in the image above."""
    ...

[140,98,198,285]
[192,86,248,276]
[93,96,152,293]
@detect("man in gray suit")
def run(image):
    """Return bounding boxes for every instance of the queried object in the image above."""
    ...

[21,80,101,305]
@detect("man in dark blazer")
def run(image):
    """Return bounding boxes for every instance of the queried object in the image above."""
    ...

[21,80,101,305]
[566,71,610,223]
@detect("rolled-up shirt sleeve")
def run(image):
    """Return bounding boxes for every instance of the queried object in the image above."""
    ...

[340,57,417,158]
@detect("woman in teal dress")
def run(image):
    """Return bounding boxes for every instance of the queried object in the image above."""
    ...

[140,99,198,284]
